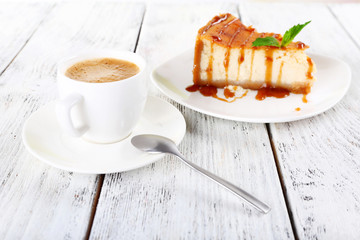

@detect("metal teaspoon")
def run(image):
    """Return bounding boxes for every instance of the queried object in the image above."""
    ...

[131,134,271,214]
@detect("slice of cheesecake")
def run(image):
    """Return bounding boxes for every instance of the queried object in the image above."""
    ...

[193,13,316,94]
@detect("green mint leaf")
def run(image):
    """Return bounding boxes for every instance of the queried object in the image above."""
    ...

[281,21,311,47]
[252,37,280,47]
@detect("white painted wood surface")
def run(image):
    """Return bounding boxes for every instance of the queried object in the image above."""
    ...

[0,3,54,75]
[240,2,360,239]
[330,4,360,46]
[0,2,144,239]
[0,2,359,240]
[89,3,293,240]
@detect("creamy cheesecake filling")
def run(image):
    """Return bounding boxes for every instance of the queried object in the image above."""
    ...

[196,39,316,93]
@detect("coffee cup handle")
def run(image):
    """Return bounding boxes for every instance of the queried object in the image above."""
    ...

[55,94,88,137]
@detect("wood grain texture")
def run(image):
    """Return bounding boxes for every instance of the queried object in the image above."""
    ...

[0,3,54,75]
[240,3,360,239]
[330,4,360,47]
[0,2,144,239]
[90,4,293,240]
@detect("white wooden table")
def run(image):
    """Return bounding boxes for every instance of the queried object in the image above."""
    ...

[1,2,359,239]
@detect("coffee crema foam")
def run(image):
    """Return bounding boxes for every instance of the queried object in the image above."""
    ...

[65,58,140,83]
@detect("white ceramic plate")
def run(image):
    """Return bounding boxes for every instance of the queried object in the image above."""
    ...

[22,97,186,174]
[151,49,351,123]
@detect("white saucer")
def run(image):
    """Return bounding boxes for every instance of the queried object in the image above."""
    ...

[22,96,186,174]
[151,49,351,123]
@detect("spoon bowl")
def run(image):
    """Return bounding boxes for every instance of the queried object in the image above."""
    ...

[131,134,178,154]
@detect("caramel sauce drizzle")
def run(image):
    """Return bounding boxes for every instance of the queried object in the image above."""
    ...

[249,49,255,82]
[186,84,217,97]
[185,84,201,92]
[206,43,214,85]
[186,84,248,103]
[237,48,245,81]
[205,16,238,86]
[201,14,230,35]
[265,49,274,86]
[188,84,294,102]
[224,26,242,84]
[306,57,313,79]
[222,90,248,103]
[247,31,261,83]
[224,88,234,98]
[255,87,290,101]
[277,61,284,85]
[224,52,230,85]
[297,42,306,49]
[273,34,282,40]
[235,29,254,81]
[193,39,203,85]
[194,14,231,85]
[302,94,308,103]
[212,36,221,41]
[205,15,236,86]
[256,42,287,101]
[239,48,245,64]
[236,28,256,80]
[243,29,255,46]
[215,18,238,42]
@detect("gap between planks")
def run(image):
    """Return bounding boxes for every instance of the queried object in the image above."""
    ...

[0,3,57,78]
[84,8,147,239]
[85,174,105,240]
[134,7,146,53]
[266,123,299,240]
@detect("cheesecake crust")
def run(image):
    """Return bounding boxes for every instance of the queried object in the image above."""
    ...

[195,78,311,94]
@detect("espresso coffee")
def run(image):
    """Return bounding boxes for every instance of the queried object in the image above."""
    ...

[65,58,140,83]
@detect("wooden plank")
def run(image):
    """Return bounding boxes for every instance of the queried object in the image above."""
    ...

[90,3,293,239]
[0,3,54,75]
[0,2,145,239]
[330,4,360,46]
[240,3,360,239]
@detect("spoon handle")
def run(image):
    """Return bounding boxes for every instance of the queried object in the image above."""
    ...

[176,154,271,214]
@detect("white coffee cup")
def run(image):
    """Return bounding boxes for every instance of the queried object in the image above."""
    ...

[56,50,147,144]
